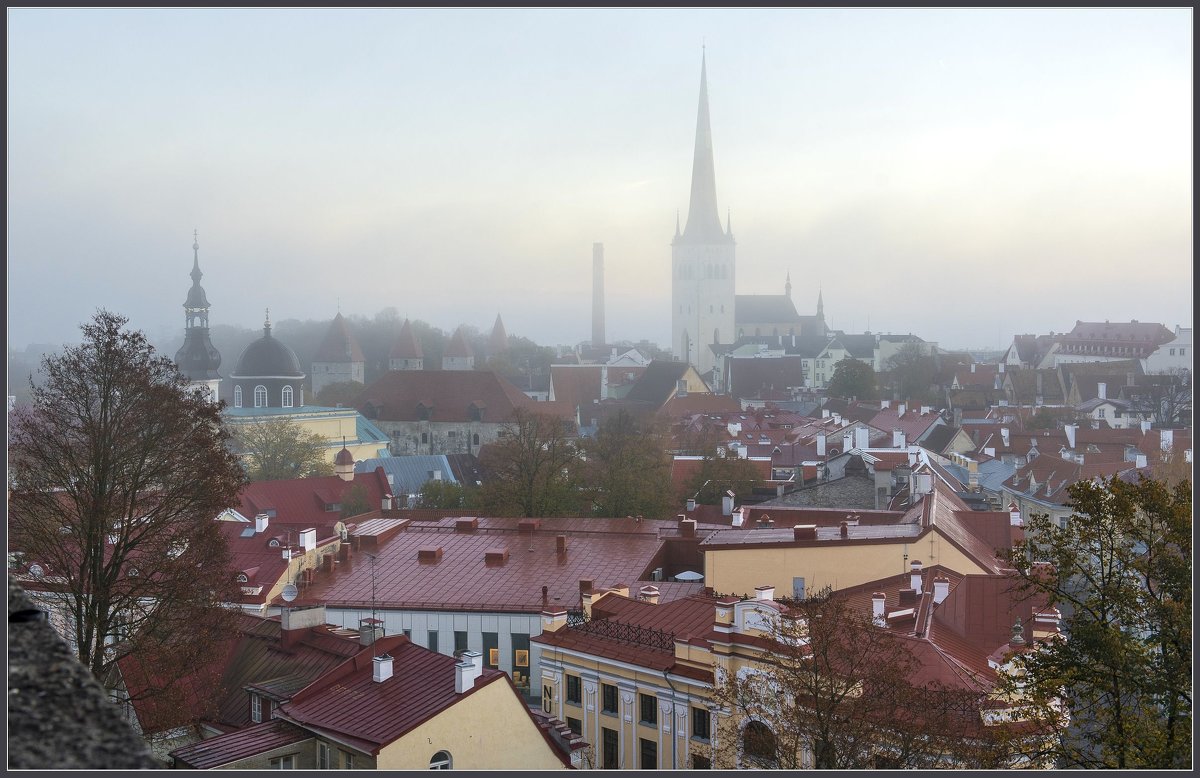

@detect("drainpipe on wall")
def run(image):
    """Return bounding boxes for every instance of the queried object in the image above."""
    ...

[663,670,680,770]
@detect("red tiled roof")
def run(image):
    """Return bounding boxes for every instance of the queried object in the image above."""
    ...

[280,635,498,753]
[170,719,312,769]
[867,407,943,443]
[239,469,392,528]
[659,393,741,417]
[293,515,703,612]
[357,370,539,423]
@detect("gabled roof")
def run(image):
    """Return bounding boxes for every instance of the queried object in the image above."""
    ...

[735,294,803,324]
[313,313,365,364]
[357,370,537,423]
[867,406,943,443]
[624,360,694,406]
[239,469,392,528]
[824,333,877,359]
[353,455,458,495]
[171,719,312,770]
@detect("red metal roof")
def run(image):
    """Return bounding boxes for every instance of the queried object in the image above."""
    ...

[357,369,540,423]
[170,719,311,769]
[238,468,392,528]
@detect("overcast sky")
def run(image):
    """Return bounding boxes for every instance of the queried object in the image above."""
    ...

[7,8,1192,355]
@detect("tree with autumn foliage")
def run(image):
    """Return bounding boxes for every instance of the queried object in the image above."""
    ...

[8,311,246,711]
[1002,475,1191,769]
[477,408,581,517]
[710,587,1018,769]
[579,410,673,519]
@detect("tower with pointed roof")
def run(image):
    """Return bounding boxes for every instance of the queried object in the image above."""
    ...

[174,231,223,402]
[672,50,736,380]
[389,319,424,371]
[488,314,508,358]
[312,312,366,397]
[442,326,475,371]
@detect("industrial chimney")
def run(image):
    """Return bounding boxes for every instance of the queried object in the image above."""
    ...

[592,242,605,347]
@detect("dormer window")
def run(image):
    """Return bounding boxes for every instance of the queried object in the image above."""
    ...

[268,539,281,548]
[236,573,249,583]
[128,567,139,577]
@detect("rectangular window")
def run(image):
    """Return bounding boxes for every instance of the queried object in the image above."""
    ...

[566,716,582,736]
[566,674,582,705]
[269,755,296,769]
[403,628,411,639]
[250,693,262,723]
[512,633,530,666]
[317,742,330,769]
[602,727,619,769]
[601,683,618,715]
[482,632,499,668]
[454,630,468,656]
[639,693,657,725]
[1170,348,1176,355]
[692,707,711,740]
[340,750,354,769]
[640,738,657,769]
[1181,348,1186,356]
[427,630,438,654]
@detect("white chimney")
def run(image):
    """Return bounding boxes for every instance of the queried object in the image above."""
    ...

[300,528,317,553]
[892,429,906,449]
[921,405,931,415]
[721,490,735,517]
[255,514,270,534]
[843,433,852,453]
[854,427,869,450]
[816,433,827,457]
[1140,419,1152,434]
[639,585,660,605]
[822,409,831,419]
[833,413,842,426]
[373,654,394,683]
[914,473,933,495]
[731,507,745,527]
[970,363,976,373]
[1064,424,1077,449]
[455,650,483,693]
[998,362,1005,373]
[755,584,775,601]
[1135,453,1147,469]
[897,403,906,417]
[910,560,923,593]
[686,498,696,512]
[1161,429,1174,451]
[872,592,887,626]
[880,399,890,409]
[933,577,950,604]
[1000,428,1010,447]
[381,494,393,510]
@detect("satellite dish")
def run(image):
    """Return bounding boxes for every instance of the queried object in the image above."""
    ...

[281,583,298,603]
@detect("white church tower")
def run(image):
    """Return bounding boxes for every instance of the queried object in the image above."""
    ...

[672,50,735,379]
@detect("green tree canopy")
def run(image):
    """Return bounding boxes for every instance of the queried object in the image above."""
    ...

[579,410,673,519]
[881,343,938,405]
[314,380,365,408]
[826,358,878,401]
[477,409,581,517]
[232,417,333,482]
[1003,475,1191,768]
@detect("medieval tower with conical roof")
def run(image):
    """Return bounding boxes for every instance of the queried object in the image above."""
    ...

[173,231,222,402]
[311,312,365,396]
[672,51,735,379]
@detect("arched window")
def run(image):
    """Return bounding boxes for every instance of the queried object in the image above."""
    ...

[282,385,293,408]
[472,433,480,446]
[254,385,267,408]
[742,721,777,767]
[234,386,243,408]
[430,751,452,770]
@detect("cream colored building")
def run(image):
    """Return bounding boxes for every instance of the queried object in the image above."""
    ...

[223,405,390,466]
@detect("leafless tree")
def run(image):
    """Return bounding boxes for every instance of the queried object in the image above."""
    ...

[9,311,246,712]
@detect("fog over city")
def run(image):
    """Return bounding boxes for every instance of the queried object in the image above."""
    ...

[7,8,1192,355]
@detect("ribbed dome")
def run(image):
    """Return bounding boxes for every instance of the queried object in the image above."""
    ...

[174,333,222,380]
[232,324,304,378]
[184,283,210,309]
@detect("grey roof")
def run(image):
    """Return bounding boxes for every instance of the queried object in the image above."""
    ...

[232,324,304,379]
[828,334,878,358]
[354,455,459,495]
[942,459,1016,494]
[920,425,961,454]
[735,295,803,324]
[625,360,691,405]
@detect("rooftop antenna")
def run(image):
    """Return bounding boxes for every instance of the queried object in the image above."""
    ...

[366,552,379,633]
[528,522,535,553]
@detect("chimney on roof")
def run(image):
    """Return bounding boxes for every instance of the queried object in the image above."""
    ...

[1161,429,1174,452]
[832,412,842,426]
[933,576,950,604]
[455,651,483,693]
[579,579,594,595]
[556,535,567,554]
[967,459,980,491]
[381,494,393,510]
[456,517,479,533]
[854,427,869,450]
[953,407,962,427]
[921,405,932,416]
[1064,424,1077,450]
[793,525,817,541]
[839,521,848,538]
[721,490,735,517]
[822,409,831,419]
[910,560,923,593]
[1000,427,1010,447]
[914,473,933,496]
[1032,608,1062,640]
[872,592,887,626]
[970,363,976,374]
[731,507,744,528]
[680,518,697,537]
[755,584,775,601]
[255,514,270,534]
[893,429,906,449]
[1009,502,1023,527]
[640,585,660,605]
[1135,453,1147,469]
[816,433,827,457]
[686,497,696,512]
[898,588,917,606]
[880,399,890,409]
[998,362,1005,373]
[373,654,394,683]
[897,403,906,417]
[300,528,316,553]
[842,433,852,453]
[1097,382,1107,400]
[359,618,384,646]
[1140,419,1151,434]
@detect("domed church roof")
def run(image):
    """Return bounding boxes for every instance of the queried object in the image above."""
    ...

[232,311,305,379]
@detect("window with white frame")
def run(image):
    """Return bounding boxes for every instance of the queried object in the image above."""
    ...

[269,754,296,769]
[282,385,293,408]
[250,693,262,723]
[234,386,242,408]
[317,742,330,769]
[254,385,267,408]
[429,751,452,770]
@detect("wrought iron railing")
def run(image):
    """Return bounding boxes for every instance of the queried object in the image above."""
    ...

[572,617,677,652]
[566,608,588,627]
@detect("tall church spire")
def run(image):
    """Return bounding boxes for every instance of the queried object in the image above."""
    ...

[681,49,725,243]
[786,270,792,299]
[817,289,825,320]
[190,229,202,284]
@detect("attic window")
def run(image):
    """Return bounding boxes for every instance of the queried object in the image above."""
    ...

[128,567,139,577]
[28,564,44,578]
[268,539,281,548]
[237,573,249,583]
